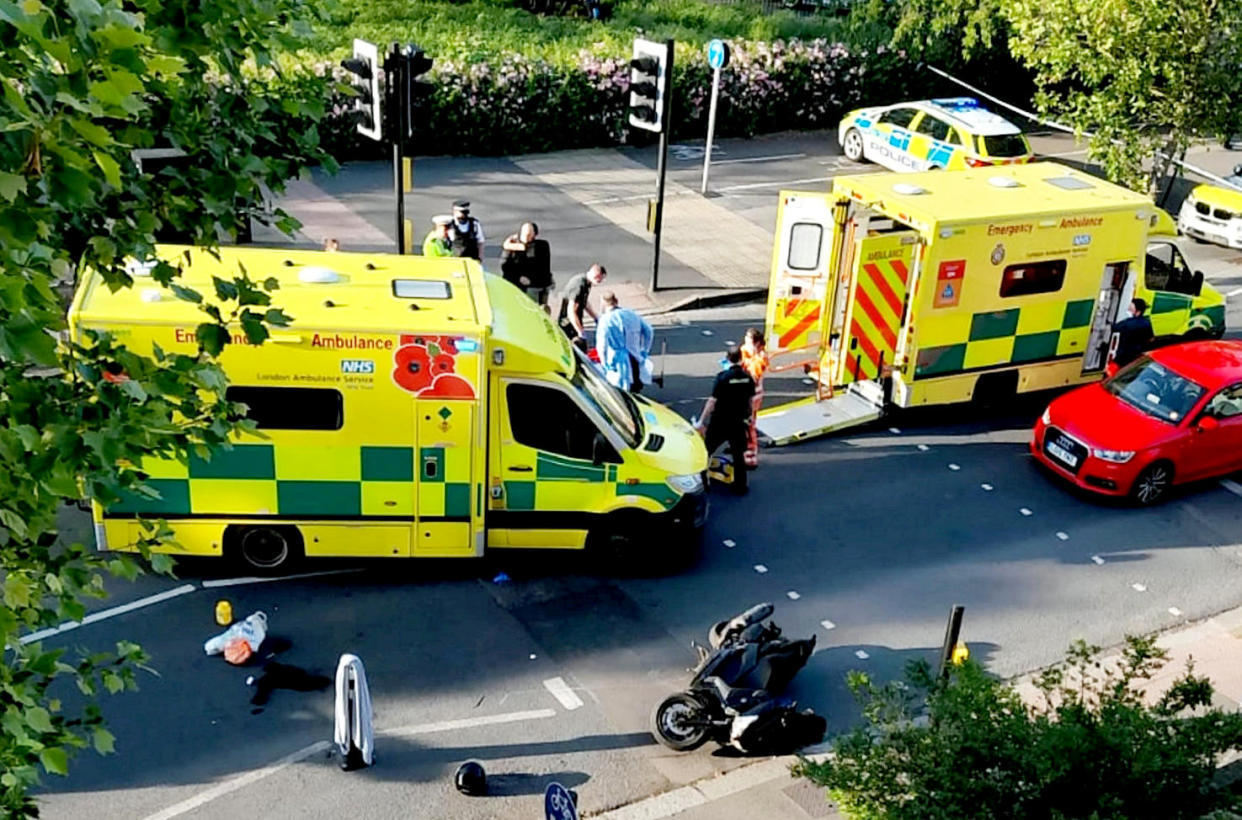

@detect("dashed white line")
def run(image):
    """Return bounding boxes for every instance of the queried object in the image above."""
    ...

[917,444,930,452]
[948,463,961,471]
[981,483,994,491]
[753,564,768,574]
[1222,479,1242,497]
[201,568,364,588]
[1056,532,1069,541]
[722,539,736,548]
[1091,555,1106,565]
[1131,582,1147,593]
[1168,607,1183,617]
[1019,508,1033,516]
[888,427,901,434]
[786,591,801,600]
[542,677,584,711]
[20,584,197,645]
[820,620,836,631]
[380,708,557,738]
[1227,287,1242,299]
[854,650,870,660]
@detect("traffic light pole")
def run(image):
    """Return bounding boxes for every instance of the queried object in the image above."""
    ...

[388,44,407,255]
[649,39,674,293]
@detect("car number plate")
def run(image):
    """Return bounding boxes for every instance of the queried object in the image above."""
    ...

[1047,441,1078,467]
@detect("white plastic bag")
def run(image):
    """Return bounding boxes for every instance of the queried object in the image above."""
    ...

[204,611,268,656]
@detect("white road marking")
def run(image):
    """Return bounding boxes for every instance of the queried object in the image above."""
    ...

[917,444,930,451]
[1169,607,1183,617]
[1227,287,1242,299]
[754,564,768,574]
[1131,582,1147,592]
[1019,508,1033,516]
[1056,532,1069,541]
[981,483,994,491]
[710,152,807,166]
[1091,555,1106,565]
[722,539,736,548]
[145,708,560,819]
[888,427,901,434]
[854,650,870,660]
[542,677,584,711]
[701,329,714,336]
[20,584,197,645]
[1038,148,1090,158]
[820,620,836,631]
[948,463,961,471]
[715,175,828,193]
[142,740,332,820]
[529,653,538,660]
[786,591,801,600]
[801,377,816,385]
[380,708,557,738]
[200,568,364,588]
[1221,479,1242,497]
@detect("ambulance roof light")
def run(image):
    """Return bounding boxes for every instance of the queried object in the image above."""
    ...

[298,266,343,284]
[988,176,1022,188]
[931,97,979,109]
[892,183,926,195]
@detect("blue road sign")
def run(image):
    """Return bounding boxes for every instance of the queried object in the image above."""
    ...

[545,782,579,820]
[706,39,730,70]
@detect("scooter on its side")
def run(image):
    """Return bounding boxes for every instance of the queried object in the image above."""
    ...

[650,603,826,754]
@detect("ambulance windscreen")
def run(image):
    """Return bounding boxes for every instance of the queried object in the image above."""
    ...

[392,280,451,299]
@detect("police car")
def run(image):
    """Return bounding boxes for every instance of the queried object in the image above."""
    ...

[838,98,1033,173]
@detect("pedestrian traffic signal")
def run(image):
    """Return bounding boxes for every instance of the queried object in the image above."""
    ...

[342,39,382,142]
[629,39,671,134]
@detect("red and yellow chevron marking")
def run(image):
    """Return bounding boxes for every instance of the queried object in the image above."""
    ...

[772,298,822,352]
[842,257,910,383]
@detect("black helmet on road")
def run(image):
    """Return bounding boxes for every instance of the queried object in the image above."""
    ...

[455,761,486,796]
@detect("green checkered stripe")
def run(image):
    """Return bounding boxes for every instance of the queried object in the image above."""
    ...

[108,444,471,519]
[502,452,679,512]
[915,298,1095,379]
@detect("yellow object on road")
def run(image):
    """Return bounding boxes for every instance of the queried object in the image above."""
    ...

[215,599,233,626]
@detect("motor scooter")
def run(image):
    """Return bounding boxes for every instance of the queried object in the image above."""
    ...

[650,603,825,753]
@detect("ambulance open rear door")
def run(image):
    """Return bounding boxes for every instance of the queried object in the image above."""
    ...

[758,192,887,445]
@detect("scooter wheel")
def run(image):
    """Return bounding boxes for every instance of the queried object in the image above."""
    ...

[708,620,730,649]
[651,692,710,751]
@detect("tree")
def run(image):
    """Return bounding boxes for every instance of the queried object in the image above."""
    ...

[0,0,336,811]
[891,0,1242,193]
[794,636,1242,819]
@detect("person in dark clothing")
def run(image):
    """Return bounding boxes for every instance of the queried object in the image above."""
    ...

[448,200,485,261]
[500,222,553,307]
[696,346,756,495]
[557,263,606,351]
[1112,297,1154,369]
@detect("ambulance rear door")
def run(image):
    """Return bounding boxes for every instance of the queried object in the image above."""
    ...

[836,229,920,386]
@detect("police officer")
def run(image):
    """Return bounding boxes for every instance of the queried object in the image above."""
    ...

[448,200,485,261]
[421,215,453,258]
[696,345,756,495]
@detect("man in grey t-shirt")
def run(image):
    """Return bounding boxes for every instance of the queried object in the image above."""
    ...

[557,263,606,350]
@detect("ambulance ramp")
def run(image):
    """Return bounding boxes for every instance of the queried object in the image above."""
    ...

[757,384,883,446]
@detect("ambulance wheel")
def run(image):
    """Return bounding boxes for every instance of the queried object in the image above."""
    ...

[841,128,865,162]
[227,525,303,574]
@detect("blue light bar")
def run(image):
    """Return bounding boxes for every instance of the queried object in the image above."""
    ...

[931,97,980,110]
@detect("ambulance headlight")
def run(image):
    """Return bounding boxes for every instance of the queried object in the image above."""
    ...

[666,473,704,495]
[1092,448,1135,463]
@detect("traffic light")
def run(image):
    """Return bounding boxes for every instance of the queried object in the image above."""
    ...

[629,39,671,133]
[341,39,382,142]
[399,45,434,144]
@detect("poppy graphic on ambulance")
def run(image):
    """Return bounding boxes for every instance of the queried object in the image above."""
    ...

[392,334,475,398]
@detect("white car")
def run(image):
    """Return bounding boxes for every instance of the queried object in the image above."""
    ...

[1178,164,1242,250]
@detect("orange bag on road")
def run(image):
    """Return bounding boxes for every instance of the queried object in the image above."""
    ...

[223,639,254,665]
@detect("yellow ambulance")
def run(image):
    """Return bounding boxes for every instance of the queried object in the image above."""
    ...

[760,162,1227,444]
[70,246,707,572]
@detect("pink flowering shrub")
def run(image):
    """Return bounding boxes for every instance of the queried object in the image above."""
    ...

[303,37,924,156]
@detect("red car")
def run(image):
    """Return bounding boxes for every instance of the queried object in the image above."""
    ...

[1031,340,1242,504]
